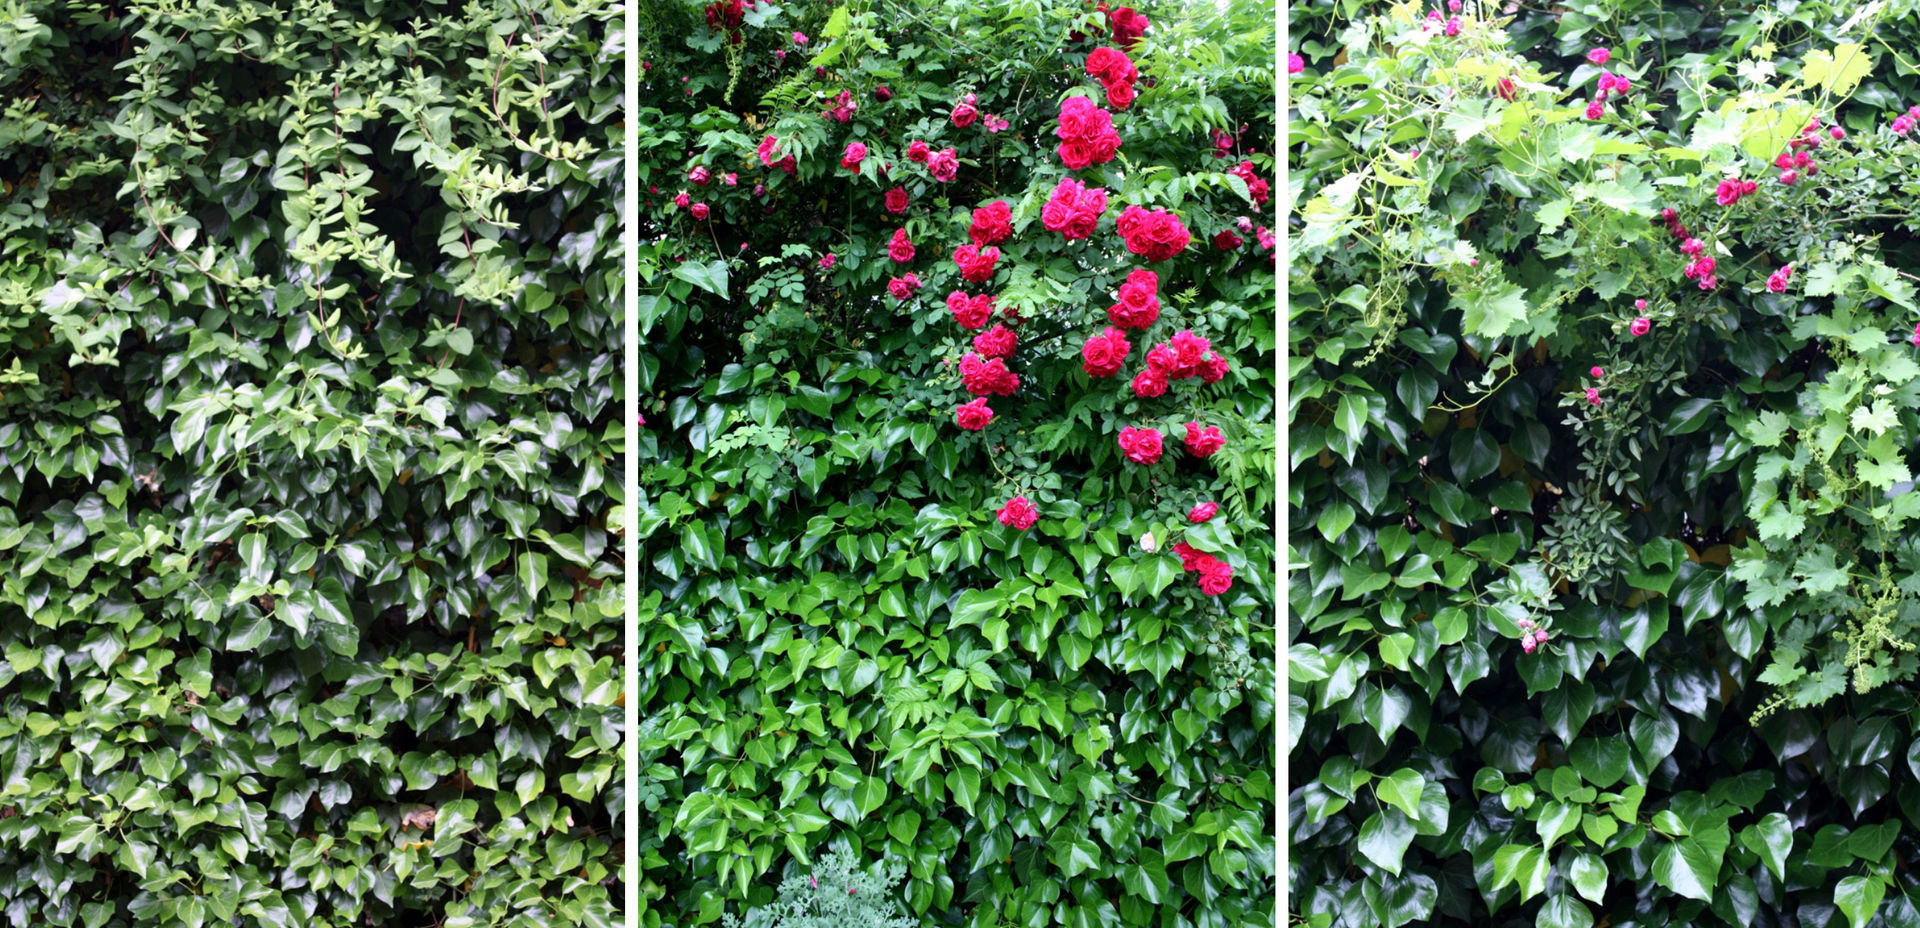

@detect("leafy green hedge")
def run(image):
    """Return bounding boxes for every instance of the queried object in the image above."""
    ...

[640,0,1276,924]
[0,3,622,926]
[1291,1,1920,926]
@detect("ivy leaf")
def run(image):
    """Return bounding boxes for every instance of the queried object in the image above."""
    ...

[1834,875,1887,928]
[1457,279,1529,338]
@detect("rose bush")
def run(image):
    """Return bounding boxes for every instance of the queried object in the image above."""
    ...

[640,0,1275,923]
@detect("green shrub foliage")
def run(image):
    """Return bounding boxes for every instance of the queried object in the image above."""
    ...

[1291,1,1920,926]
[640,0,1276,924]
[0,2,622,926]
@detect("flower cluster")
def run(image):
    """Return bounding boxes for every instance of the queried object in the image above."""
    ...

[1085,47,1139,110]
[953,243,1001,282]
[1116,426,1161,463]
[947,291,996,329]
[757,135,797,174]
[841,142,866,172]
[1082,327,1132,378]
[887,273,922,301]
[1095,2,1150,48]
[1767,264,1793,293]
[1131,331,1229,397]
[1894,104,1920,135]
[974,323,1017,359]
[1227,160,1271,208]
[997,495,1039,529]
[968,201,1012,246]
[1042,178,1108,240]
[1653,207,1690,241]
[1774,118,1833,185]
[960,353,1019,396]
[1056,96,1122,170]
[1185,421,1224,457]
[1189,501,1218,523]
[1714,176,1758,206]
[1171,542,1233,596]
[1679,238,1718,290]
[1108,269,1160,330]
[1116,206,1190,261]
[1516,617,1550,653]
[822,89,858,123]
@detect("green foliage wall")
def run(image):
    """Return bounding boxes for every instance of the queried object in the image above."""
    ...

[1291,1,1920,926]
[640,0,1276,924]
[0,2,622,926]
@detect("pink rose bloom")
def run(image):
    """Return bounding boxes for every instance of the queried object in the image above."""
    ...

[959,352,1018,396]
[1831,126,1846,140]
[1586,387,1602,406]
[951,93,980,128]
[984,114,1010,133]
[1634,298,1648,310]
[792,31,808,45]
[953,243,1000,282]
[948,291,993,329]
[889,228,916,263]
[1055,96,1121,169]
[1130,367,1167,398]
[1590,366,1604,378]
[875,85,892,101]
[1288,53,1305,75]
[1629,317,1651,336]
[1086,47,1138,87]
[1196,557,1233,596]
[954,397,994,431]
[1185,422,1224,457]
[998,495,1039,530]
[973,324,1017,359]
[1198,353,1231,384]
[1188,502,1219,523]
[1444,17,1460,36]
[884,186,909,214]
[1767,265,1793,293]
[689,166,711,186]
[841,142,867,172]
[887,274,922,301]
[1081,327,1131,378]
[1117,426,1163,464]
[1587,47,1610,65]
[927,147,960,182]
[673,191,691,208]
[1106,80,1136,110]
[723,172,738,186]
[690,202,710,220]
[1172,542,1206,572]
[1584,98,1605,120]
[906,140,931,163]
[1213,230,1243,250]
[818,253,836,270]
[969,200,1013,246]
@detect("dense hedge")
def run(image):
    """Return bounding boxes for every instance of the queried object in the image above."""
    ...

[1291,1,1920,927]
[640,0,1276,924]
[0,3,622,926]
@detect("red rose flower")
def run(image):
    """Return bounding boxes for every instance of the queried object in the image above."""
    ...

[884,186,910,214]
[1117,206,1190,261]
[1130,367,1167,397]
[1086,47,1138,86]
[689,165,712,186]
[1108,298,1158,331]
[907,140,931,163]
[973,323,1017,359]
[1199,353,1230,384]
[948,291,993,329]
[997,495,1039,530]
[1189,502,1219,523]
[1196,557,1233,596]
[969,200,1013,246]
[927,148,960,182]
[953,243,1000,282]
[887,274,922,301]
[889,228,916,263]
[955,397,994,431]
[673,191,691,208]
[841,142,867,172]
[1055,96,1121,170]
[960,352,1018,396]
[951,93,980,128]
[690,202,710,220]
[1081,326,1131,378]
[1172,541,1206,571]
[1117,425,1162,464]
[1107,5,1149,48]
[1041,178,1108,240]
[1105,80,1136,110]
[1165,330,1213,378]
[1213,230,1243,250]
[1184,421,1224,457]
